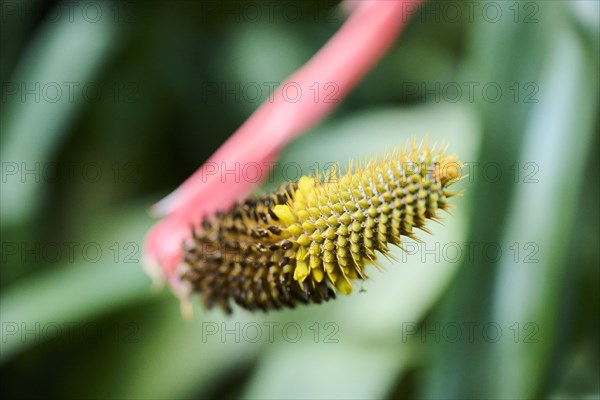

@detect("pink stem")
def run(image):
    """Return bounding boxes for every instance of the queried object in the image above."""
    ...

[144,0,423,291]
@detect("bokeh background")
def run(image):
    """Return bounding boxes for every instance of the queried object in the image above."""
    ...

[1,0,598,399]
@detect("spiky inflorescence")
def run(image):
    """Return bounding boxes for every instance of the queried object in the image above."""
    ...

[181,143,462,313]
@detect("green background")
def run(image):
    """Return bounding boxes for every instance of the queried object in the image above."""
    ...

[1,1,598,398]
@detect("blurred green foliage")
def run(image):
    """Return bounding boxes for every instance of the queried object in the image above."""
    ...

[1,0,598,399]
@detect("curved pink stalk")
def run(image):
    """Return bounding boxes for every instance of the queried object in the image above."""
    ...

[144,0,423,297]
